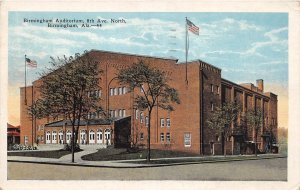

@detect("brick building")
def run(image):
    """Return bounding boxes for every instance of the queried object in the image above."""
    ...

[19,50,278,155]
[7,123,20,145]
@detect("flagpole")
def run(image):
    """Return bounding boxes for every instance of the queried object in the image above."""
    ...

[185,17,188,85]
[25,55,27,105]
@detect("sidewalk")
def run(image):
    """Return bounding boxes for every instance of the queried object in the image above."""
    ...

[7,150,287,168]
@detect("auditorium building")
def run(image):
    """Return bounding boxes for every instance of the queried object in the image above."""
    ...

[19,50,278,155]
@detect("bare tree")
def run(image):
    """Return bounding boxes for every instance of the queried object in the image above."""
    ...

[117,61,180,162]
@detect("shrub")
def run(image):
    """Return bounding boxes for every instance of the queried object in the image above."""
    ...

[63,143,81,152]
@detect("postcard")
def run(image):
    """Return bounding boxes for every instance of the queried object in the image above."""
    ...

[1,1,299,190]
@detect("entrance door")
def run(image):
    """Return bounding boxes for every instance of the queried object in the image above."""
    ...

[58,131,64,144]
[80,130,87,144]
[97,129,103,144]
[66,130,71,144]
[46,131,51,144]
[89,130,95,144]
[52,131,57,144]
[104,129,111,145]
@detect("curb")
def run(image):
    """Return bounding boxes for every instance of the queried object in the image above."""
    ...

[7,155,287,169]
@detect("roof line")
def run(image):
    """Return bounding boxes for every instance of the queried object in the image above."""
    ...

[90,49,179,62]
[177,59,222,71]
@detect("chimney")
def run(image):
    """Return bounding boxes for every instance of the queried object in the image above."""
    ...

[256,79,264,92]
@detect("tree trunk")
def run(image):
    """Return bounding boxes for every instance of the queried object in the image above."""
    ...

[224,139,227,157]
[71,123,75,163]
[147,111,151,163]
[255,130,257,156]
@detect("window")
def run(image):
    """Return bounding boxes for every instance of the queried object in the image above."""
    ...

[140,133,144,140]
[211,102,214,111]
[216,135,219,142]
[122,109,126,117]
[211,84,214,92]
[135,109,139,120]
[166,118,170,127]
[97,111,101,118]
[122,87,126,94]
[184,132,191,147]
[160,118,165,127]
[89,112,96,119]
[145,116,149,126]
[140,112,144,123]
[119,109,122,117]
[160,133,164,141]
[216,86,220,94]
[110,110,115,117]
[24,136,29,145]
[110,88,114,96]
[114,110,118,118]
[118,87,123,95]
[166,133,171,142]
[114,88,118,95]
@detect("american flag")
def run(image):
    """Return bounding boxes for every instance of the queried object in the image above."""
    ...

[187,19,199,35]
[26,58,37,68]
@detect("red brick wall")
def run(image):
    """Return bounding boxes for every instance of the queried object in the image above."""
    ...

[19,50,278,155]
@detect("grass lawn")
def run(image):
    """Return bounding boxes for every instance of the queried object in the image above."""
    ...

[7,150,74,159]
[81,148,198,161]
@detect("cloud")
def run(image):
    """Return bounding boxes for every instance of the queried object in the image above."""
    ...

[245,27,288,56]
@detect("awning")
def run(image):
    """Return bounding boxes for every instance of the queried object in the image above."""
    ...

[7,131,20,136]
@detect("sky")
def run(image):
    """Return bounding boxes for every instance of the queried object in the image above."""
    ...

[8,12,288,128]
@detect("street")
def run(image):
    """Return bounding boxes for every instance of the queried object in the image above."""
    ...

[8,157,287,180]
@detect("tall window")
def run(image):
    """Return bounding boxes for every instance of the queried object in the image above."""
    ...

[216,86,220,94]
[118,87,123,95]
[166,133,171,142]
[160,133,164,141]
[110,110,114,117]
[122,87,127,94]
[140,112,144,123]
[114,88,118,95]
[160,118,165,127]
[140,85,144,93]
[145,116,149,126]
[166,118,170,127]
[211,102,214,111]
[122,109,126,117]
[211,84,214,92]
[184,132,191,147]
[110,88,114,96]
[24,136,29,145]
[135,109,139,120]
[140,133,144,140]
[118,109,122,117]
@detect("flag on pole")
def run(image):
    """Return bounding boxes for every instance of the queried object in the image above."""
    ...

[26,58,37,68]
[187,19,199,35]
